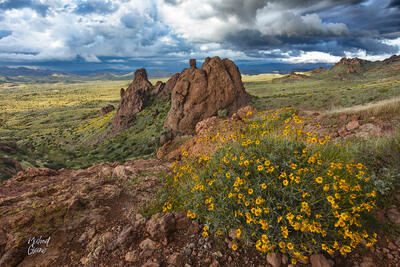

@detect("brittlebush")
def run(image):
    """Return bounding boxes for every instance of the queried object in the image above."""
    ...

[163,108,377,264]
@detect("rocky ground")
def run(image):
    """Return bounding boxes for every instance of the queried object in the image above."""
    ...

[1,107,400,267]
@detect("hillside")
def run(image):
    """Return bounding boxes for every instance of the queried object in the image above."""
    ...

[312,55,400,80]
[1,56,400,267]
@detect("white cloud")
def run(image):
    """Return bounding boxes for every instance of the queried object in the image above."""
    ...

[344,50,394,61]
[281,51,341,64]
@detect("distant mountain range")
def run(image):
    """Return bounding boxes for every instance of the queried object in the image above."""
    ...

[0,66,58,76]
[1,55,399,83]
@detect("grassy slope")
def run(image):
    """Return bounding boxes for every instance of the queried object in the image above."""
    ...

[245,70,400,111]
[0,64,399,178]
[0,78,170,176]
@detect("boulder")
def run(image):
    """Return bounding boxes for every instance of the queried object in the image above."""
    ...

[345,120,360,131]
[111,68,152,131]
[164,57,250,135]
[310,254,330,267]
[99,104,115,117]
[145,213,175,244]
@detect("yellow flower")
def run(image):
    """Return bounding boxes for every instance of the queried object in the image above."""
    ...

[260,183,267,189]
[225,172,231,178]
[232,244,238,251]
[315,177,323,184]
[202,231,208,237]
[287,242,294,250]
[257,165,264,171]
[279,241,285,249]
[208,203,214,210]
[216,230,222,236]
[283,180,289,186]
[236,228,241,238]
[248,188,253,195]
[244,160,249,166]
[264,160,270,166]
[323,184,330,192]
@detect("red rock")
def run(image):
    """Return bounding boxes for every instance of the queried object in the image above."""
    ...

[350,114,360,121]
[139,238,157,251]
[339,114,347,122]
[266,252,281,267]
[387,207,400,226]
[310,254,330,267]
[236,106,256,120]
[164,57,250,135]
[141,261,160,267]
[346,120,360,131]
[161,73,180,95]
[195,116,218,135]
[151,81,165,96]
[167,252,184,266]
[99,104,115,116]
[145,213,175,243]
[112,68,152,131]
[189,59,196,68]
[388,242,398,251]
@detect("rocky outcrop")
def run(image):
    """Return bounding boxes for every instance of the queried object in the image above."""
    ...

[161,73,180,96]
[312,67,326,73]
[337,57,369,66]
[164,57,250,135]
[111,69,152,131]
[383,55,400,64]
[0,159,170,267]
[272,71,310,83]
[150,81,165,96]
[99,104,115,117]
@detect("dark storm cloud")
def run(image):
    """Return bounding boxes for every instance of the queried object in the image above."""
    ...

[388,0,400,8]
[74,0,119,15]
[0,0,49,16]
[164,0,367,22]
[225,30,282,49]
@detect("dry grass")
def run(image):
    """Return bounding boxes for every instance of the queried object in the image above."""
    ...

[242,73,283,82]
[324,97,400,117]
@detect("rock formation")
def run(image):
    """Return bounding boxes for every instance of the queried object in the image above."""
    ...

[161,73,180,96]
[150,81,165,96]
[337,57,369,66]
[111,69,152,131]
[99,104,115,117]
[164,57,250,135]
[272,71,310,82]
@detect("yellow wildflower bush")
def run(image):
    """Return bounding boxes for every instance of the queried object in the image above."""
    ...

[164,108,377,263]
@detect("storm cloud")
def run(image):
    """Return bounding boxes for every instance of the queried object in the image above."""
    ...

[0,0,399,72]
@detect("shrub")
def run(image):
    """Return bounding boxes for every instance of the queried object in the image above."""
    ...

[163,108,377,264]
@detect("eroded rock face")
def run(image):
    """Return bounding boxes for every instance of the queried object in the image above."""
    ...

[151,81,165,96]
[99,104,115,117]
[164,57,250,135]
[112,68,152,131]
[161,73,180,96]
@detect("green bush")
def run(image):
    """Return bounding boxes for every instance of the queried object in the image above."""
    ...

[164,109,377,264]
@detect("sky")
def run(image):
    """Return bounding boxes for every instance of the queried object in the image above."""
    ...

[0,0,399,74]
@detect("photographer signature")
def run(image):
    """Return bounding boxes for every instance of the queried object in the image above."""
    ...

[27,236,51,255]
